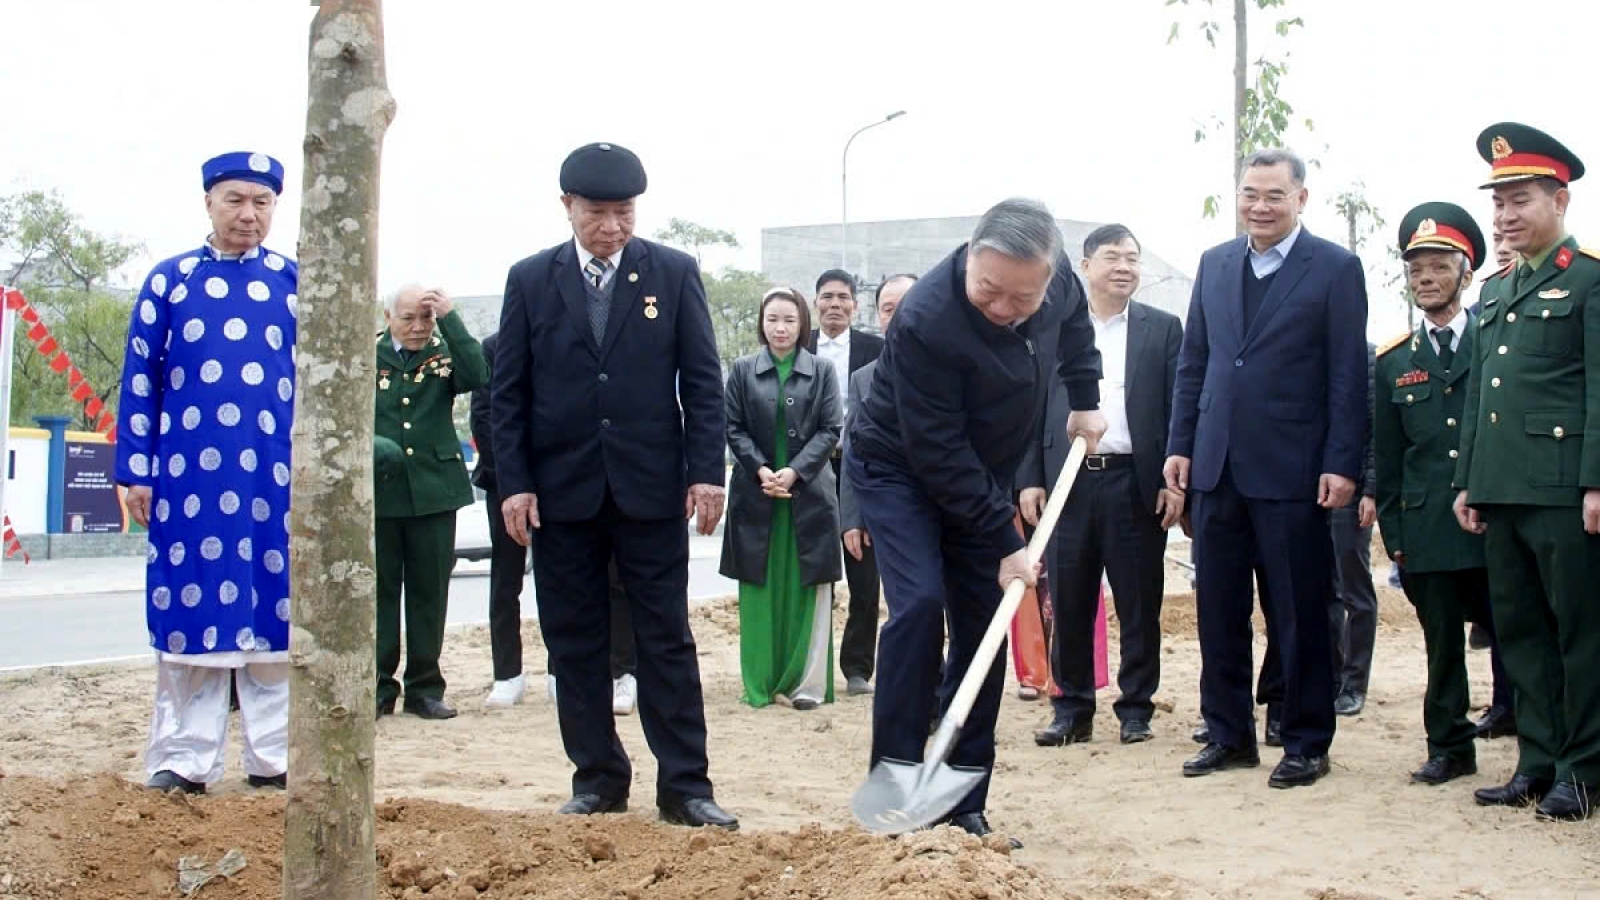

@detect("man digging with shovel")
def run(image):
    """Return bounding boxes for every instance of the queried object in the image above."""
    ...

[844,199,1106,847]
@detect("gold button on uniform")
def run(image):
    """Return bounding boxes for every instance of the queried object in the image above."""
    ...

[1491,378,1502,388]
[1444,386,1453,395]
[403,422,411,429]
[1490,412,1499,424]
[1449,449,1459,459]
[1543,309,1552,319]
[1406,393,1415,403]
[405,447,414,456]
[1554,426,1566,439]
[1498,345,1508,355]
[402,398,410,406]
[1447,418,1457,427]
[1506,312,1517,322]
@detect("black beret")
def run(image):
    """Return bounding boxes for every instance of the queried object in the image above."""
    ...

[1397,201,1487,271]
[559,142,647,201]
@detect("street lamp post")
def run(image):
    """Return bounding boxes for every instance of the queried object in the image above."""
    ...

[841,110,906,269]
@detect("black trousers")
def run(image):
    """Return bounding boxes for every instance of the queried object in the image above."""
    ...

[1193,465,1338,756]
[485,489,530,682]
[533,489,711,802]
[1048,462,1167,722]
[607,557,636,679]
[832,455,882,680]
[487,489,634,682]
[851,451,1005,816]
[1328,504,1377,695]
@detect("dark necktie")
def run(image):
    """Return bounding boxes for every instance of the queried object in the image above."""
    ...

[584,257,612,343]
[1433,327,1454,372]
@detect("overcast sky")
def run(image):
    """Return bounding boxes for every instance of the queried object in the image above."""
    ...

[4,0,1597,340]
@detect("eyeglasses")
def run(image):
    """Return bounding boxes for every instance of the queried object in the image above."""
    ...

[1237,189,1295,207]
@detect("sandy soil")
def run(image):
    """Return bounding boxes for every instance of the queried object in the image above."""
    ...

[1,556,1596,899]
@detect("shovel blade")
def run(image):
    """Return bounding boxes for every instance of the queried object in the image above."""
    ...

[850,757,987,834]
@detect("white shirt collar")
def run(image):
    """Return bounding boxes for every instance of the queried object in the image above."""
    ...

[818,328,851,347]
[1249,223,1302,262]
[1429,308,1468,344]
[574,237,624,272]
[1090,302,1131,326]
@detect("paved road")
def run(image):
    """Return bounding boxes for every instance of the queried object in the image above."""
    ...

[0,513,734,671]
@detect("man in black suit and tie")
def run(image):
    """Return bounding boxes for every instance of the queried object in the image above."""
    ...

[1166,148,1369,789]
[1022,224,1184,747]
[809,269,886,696]
[491,142,737,829]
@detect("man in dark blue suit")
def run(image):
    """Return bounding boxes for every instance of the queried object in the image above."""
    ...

[1165,148,1369,789]
[491,142,736,829]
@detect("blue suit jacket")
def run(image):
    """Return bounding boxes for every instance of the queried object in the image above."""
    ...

[490,237,725,522]
[1167,230,1369,500]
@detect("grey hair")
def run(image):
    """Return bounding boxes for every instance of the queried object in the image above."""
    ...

[1240,148,1307,184]
[382,282,426,314]
[969,198,1062,268]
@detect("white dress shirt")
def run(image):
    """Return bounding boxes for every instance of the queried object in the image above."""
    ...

[574,238,624,290]
[1248,223,1303,279]
[816,328,852,407]
[1090,305,1134,455]
[1426,308,1468,357]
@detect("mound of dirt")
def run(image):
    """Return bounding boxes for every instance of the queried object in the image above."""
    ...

[0,774,1073,900]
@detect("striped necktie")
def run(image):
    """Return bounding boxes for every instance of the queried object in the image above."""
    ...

[584,256,611,289]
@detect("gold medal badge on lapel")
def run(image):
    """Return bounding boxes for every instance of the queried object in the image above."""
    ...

[644,296,659,320]
[379,369,391,390]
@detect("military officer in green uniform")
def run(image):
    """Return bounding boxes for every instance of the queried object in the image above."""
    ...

[374,285,488,720]
[1376,202,1494,786]
[1453,122,1600,821]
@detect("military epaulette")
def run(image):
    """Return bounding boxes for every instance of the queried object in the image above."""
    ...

[1489,261,1516,280]
[1581,247,1600,262]
[1376,331,1410,358]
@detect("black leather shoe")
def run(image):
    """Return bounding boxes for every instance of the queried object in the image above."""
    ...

[1264,715,1283,748]
[1473,773,1552,807]
[1474,706,1516,740]
[376,698,396,720]
[1034,713,1092,747]
[1269,754,1330,788]
[947,812,1022,850]
[558,793,628,815]
[659,797,739,830]
[1183,743,1260,777]
[1333,691,1366,717]
[1410,756,1476,785]
[403,696,458,720]
[1467,622,1490,650]
[146,770,205,795]
[1120,719,1153,744]
[1535,781,1595,822]
[1191,723,1210,745]
[247,773,287,790]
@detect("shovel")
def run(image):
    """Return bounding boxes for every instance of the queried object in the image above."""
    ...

[851,435,1089,834]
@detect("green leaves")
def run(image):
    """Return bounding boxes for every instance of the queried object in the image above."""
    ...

[704,266,773,370]
[1,190,142,428]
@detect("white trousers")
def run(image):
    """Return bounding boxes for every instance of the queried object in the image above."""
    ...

[791,584,833,703]
[146,658,289,782]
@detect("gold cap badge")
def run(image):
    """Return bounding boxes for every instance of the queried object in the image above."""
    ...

[1416,218,1437,237]
[1491,136,1513,160]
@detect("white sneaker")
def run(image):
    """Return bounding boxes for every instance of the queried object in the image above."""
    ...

[612,673,637,716]
[546,674,557,703]
[483,674,526,709]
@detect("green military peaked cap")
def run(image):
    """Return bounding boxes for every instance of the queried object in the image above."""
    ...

[374,435,405,483]
[1397,202,1488,271]
[1477,122,1585,188]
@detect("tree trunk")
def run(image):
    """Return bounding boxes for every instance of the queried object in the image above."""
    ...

[283,3,395,899]
[1233,0,1248,237]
